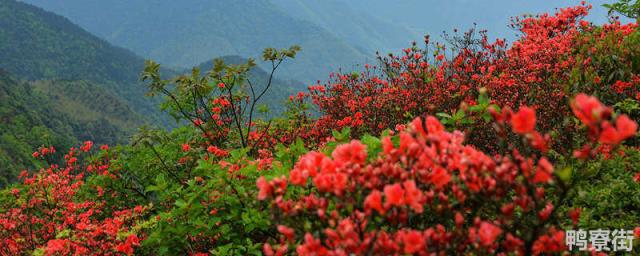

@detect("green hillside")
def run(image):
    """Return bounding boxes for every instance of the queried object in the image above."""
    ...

[0,71,141,186]
[0,0,171,186]
[20,0,369,83]
[0,71,72,186]
[30,79,142,142]
[0,0,167,125]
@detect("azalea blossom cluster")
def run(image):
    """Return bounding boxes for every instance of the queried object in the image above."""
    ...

[305,3,639,152]
[571,93,638,158]
[257,95,637,255]
[0,144,145,255]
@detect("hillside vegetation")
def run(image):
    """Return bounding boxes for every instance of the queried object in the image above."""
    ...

[0,0,166,125]
[0,0,169,185]
[1,1,640,256]
[0,71,141,186]
[193,55,303,116]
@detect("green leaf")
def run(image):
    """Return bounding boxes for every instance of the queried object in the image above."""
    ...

[332,127,351,142]
[175,199,187,208]
[557,166,573,183]
[361,134,381,160]
[436,113,452,119]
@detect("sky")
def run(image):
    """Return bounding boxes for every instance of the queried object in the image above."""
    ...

[345,0,625,42]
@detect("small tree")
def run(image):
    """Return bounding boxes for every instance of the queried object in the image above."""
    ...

[141,46,301,151]
[605,0,640,21]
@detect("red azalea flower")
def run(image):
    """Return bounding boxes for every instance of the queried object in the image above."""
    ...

[615,115,638,140]
[331,140,367,166]
[364,190,384,214]
[278,225,295,241]
[80,141,94,152]
[478,222,502,246]
[571,94,607,126]
[599,122,621,144]
[431,166,451,189]
[401,230,424,254]
[46,239,69,254]
[533,157,553,183]
[511,106,536,134]
[256,176,272,200]
[384,183,405,208]
[403,180,424,213]
[568,208,581,225]
[425,116,445,134]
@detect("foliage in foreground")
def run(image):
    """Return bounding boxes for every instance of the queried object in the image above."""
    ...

[258,94,638,255]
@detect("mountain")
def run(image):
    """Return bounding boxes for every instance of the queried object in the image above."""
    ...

[0,70,141,187]
[0,0,167,125]
[0,0,181,186]
[20,0,369,83]
[270,0,420,55]
[0,70,72,187]
[30,79,142,142]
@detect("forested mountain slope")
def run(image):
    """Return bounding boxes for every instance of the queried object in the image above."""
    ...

[0,0,173,186]
[21,0,368,83]
[0,0,166,125]
[0,71,140,186]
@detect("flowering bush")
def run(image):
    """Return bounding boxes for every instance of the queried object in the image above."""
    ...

[306,3,639,152]
[0,143,145,255]
[258,94,638,255]
[142,46,302,153]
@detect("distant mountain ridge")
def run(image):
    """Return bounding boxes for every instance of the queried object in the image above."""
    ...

[20,0,370,83]
[270,0,420,55]
[343,0,617,42]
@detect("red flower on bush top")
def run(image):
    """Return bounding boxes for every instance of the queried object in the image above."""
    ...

[207,145,229,157]
[383,183,404,208]
[571,93,611,126]
[331,140,367,167]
